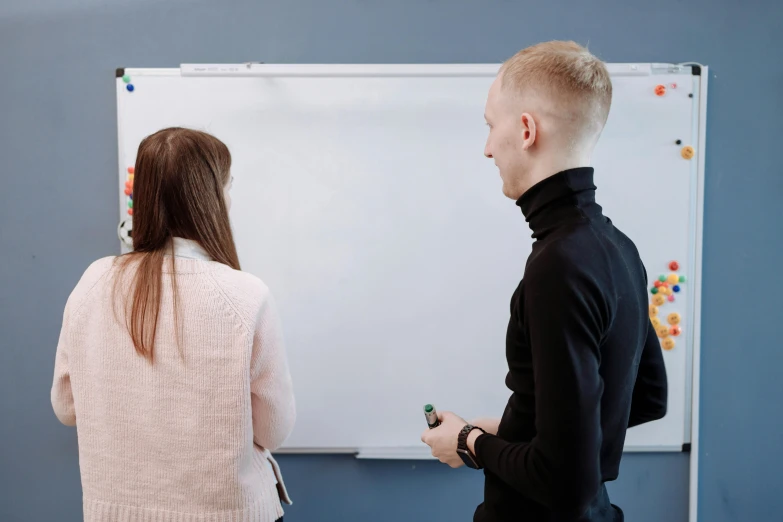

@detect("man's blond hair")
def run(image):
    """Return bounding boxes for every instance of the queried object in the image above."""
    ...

[500,41,612,135]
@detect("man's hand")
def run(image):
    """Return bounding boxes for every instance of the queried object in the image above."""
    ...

[421,411,468,468]
[471,417,501,436]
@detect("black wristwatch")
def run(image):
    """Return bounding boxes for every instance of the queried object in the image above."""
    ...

[457,424,485,469]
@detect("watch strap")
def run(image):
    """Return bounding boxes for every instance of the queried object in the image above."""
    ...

[458,424,486,468]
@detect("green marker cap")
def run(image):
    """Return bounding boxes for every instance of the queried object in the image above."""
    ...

[424,404,434,413]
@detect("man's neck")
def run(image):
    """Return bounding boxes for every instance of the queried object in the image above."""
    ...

[522,152,592,196]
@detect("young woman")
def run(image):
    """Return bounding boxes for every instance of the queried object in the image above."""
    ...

[51,127,295,522]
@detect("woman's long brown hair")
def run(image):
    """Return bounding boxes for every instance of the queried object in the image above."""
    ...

[114,127,241,361]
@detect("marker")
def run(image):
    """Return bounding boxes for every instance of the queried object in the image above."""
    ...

[424,404,440,429]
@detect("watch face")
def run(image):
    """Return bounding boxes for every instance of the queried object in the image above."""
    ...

[457,448,480,469]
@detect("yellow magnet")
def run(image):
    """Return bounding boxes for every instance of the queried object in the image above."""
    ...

[649,304,659,317]
[667,312,681,325]
[656,324,670,338]
[662,337,676,350]
[681,146,695,160]
[651,317,662,328]
[652,294,665,306]
[667,273,679,284]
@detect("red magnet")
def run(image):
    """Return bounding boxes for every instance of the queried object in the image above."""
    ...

[667,295,675,302]
[655,84,666,96]
[669,261,680,271]
[127,167,135,174]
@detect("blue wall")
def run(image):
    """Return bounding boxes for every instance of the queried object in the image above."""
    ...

[1,1,781,521]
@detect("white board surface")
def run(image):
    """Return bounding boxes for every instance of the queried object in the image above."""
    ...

[115,63,706,456]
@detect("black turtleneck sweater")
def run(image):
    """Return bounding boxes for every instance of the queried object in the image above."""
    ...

[473,168,668,522]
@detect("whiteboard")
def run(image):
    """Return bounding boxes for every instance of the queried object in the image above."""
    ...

[115,63,706,457]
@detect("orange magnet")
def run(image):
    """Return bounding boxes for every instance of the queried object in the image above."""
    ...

[651,317,662,328]
[649,304,659,317]
[652,294,665,306]
[667,312,681,325]
[654,280,663,288]
[681,146,695,160]
[656,324,670,338]
[127,167,135,174]
[670,325,682,336]
[655,84,666,96]
[124,188,131,196]
[127,208,133,216]
[662,337,676,351]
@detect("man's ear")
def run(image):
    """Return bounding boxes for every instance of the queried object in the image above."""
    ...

[520,112,537,150]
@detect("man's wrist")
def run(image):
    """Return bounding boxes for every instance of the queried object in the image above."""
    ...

[467,427,483,454]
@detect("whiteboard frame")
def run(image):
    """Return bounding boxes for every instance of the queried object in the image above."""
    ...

[688,64,708,522]
[115,63,707,521]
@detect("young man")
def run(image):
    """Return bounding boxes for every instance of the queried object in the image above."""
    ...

[421,41,668,522]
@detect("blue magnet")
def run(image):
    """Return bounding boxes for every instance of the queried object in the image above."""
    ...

[673,285,681,293]
[126,84,135,92]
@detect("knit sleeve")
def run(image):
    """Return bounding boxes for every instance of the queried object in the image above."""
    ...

[250,292,296,451]
[51,257,114,427]
[51,301,76,426]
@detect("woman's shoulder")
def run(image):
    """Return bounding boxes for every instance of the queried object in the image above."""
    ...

[207,264,274,312]
[63,256,117,316]
[75,256,117,288]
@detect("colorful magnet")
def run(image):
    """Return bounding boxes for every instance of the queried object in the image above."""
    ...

[124,188,131,196]
[651,317,662,328]
[681,145,694,159]
[652,294,665,306]
[126,84,135,92]
[669,261,680,271]
[127,199,133,208]
[662,337,676,351]
[127,167,134,174]
[656,324,670,338]
[649,304,659,317]
[673,285,681,293]
[127,208,133,216]
[122,74,131,84]
[654,280,663,288]
[667,312,681,325]
[658,275,666,282]
[655,84,666,96]
[650,287,659,295]
[670,325,682,336]
[667,273,679,284]
[679,275,686,283]
[667,295,675,302]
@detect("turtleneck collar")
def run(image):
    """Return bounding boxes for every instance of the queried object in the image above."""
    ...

[516,167,601,239]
